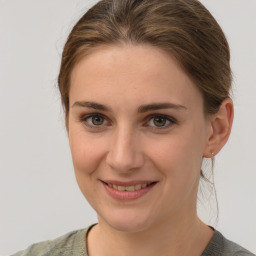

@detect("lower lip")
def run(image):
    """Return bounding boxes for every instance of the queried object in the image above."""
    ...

[102,182,156,201]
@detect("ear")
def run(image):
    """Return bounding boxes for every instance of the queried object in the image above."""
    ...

[203,98,234,158]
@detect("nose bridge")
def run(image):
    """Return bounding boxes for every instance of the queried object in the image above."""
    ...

[106,123,144,172]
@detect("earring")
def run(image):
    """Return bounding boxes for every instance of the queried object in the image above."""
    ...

[211,151,214,157]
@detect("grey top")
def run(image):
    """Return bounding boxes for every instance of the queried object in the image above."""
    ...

[11,225,255,256]
[201,230,254,256]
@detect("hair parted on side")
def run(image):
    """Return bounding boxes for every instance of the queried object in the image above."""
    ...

[58,0,232,126]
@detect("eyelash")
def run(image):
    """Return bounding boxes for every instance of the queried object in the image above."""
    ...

[79,113,108,129]
[79,113,177,130]
[145,114,176,129]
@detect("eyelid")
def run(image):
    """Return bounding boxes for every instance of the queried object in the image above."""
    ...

[78,112,177,130]
[144,114,177,129]
[79,113,110,128]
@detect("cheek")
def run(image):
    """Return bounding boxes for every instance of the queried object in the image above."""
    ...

[69,129,106,175]
[68,130,107,201]
[146,127,205,177]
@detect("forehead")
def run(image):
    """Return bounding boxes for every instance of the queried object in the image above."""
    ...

[69,44,203,109]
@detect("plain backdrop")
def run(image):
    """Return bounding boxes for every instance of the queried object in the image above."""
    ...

[0,0,255,255]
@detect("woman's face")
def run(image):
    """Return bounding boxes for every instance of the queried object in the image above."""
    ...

[68,44,212,232]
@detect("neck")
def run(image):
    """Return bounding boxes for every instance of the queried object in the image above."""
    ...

[87,213,213,256]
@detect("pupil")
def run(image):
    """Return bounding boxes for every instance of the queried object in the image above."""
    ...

[92,116,103,125]
[153,117,166,127]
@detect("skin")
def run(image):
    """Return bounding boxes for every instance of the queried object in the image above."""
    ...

[68,44,233,256]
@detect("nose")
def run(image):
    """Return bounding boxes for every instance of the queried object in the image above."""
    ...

[106,126,145,173]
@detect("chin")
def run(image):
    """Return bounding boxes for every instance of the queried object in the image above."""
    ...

[98,209,154,233]
[108,220,151,233]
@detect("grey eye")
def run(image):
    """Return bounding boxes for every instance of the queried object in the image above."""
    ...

[147,115,175,128]
[152,117,168,127]
[89,115,105,126]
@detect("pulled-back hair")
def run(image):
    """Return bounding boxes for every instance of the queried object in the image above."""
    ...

[58,0,231,123]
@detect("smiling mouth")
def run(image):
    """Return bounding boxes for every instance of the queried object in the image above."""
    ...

[103,182,156,191]
[101,180,157,200]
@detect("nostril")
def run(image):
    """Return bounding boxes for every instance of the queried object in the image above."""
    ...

[106,150,144,172]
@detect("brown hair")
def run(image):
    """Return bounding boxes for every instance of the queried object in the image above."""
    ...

[58,0,232,123]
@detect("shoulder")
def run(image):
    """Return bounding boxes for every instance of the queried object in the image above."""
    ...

[10,228,89,256]
[222,236,255,256]
[202,230,255,256]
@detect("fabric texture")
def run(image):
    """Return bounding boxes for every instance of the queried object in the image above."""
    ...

[11,225,255,256]
[201,230,255,256]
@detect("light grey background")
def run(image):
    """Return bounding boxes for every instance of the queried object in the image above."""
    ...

[0,0,255,255]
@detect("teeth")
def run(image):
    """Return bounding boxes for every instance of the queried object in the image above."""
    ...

[135,184,142,190]
[126,185,135,191]
[117,186,125,191]
[108,183,151,191]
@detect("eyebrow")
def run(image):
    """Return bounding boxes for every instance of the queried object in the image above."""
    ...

[72,101,111,111]
[138,103,187,113]
[72,101,187,113]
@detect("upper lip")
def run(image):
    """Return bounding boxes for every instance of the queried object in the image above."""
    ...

[101,180,157,186]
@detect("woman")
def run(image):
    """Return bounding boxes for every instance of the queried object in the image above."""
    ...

[12,0,255,255]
